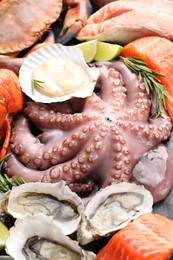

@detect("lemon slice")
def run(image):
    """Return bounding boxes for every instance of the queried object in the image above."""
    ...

[75,40,98,63]
[94,42,123,61]
[0,221,9,250]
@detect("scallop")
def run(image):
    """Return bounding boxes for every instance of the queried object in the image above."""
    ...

[77,182,153,245]
[2,181,84,235]
[19,43,100,103]
[6,214,96,260]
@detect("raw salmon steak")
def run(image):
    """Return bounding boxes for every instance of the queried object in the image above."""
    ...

[121,36,173,121]
[96,213,173,260]
[77,9,173,44]
[87,0,173,24]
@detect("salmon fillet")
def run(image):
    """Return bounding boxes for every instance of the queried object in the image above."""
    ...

[96,213,173,260]
[88,0,173,24]
[121,36,173,121]
[77,9,173,44]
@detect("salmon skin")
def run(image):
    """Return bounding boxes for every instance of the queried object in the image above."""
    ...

[88,0,173,24]
[77,9,173,44]
[121,36,173,122]
[96,213,173,260]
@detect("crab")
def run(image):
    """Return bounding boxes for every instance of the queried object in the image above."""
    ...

[0,0,88,55]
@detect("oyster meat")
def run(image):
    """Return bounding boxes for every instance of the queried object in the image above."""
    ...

[1,181,84,235]
[77,182,153,245]
[6,214,96,260]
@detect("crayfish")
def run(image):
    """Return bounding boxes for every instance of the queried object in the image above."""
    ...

[0,69,23,159]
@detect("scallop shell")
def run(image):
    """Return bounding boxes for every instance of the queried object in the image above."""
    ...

[6,214,96,260]
[5,181,84,235]
[77,182,153,245]
[19,43,100,103]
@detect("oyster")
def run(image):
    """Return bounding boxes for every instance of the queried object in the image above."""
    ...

[77,182,153,245]
[19,43,100,103]
[2,181,84,235]
[6,214,96,260]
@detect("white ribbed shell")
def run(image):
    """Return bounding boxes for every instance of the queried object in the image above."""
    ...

[19,43,99,103]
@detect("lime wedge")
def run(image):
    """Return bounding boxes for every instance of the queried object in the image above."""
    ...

[0,221,9,250]
[75,40,98,63]
[94,42,123,61]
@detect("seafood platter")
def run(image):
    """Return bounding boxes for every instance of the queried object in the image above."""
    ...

[1,0,173,259]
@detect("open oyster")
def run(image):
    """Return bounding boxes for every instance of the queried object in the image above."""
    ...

[1,181,84,235]
[19,43,100,103]
[6,214,96,260]
[77,182,153,245]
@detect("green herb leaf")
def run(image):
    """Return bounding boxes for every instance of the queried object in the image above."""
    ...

[31,79,45,95]
[0,154,25,192]
[120,56,167,117]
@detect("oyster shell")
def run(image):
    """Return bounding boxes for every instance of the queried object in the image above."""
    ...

[19,43,100,103]
[6,214,96,260]
[77,182,153,245]
[3,181,84,235]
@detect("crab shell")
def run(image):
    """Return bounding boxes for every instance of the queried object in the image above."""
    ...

[4,181,84,235]
[0,0,62,54]
[5,214,96,260]
[77,182,153,245]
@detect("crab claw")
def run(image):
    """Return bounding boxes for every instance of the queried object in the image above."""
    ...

[57,0,88,44]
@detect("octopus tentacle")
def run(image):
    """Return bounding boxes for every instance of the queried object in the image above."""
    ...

[25,101,95,131]
[10,115,95,170]
[96,61,152,120]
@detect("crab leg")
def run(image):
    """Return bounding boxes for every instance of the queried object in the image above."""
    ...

[57,0,88,43]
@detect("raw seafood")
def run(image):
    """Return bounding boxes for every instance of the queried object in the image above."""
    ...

[4,61,172,194]
[96,213,173,260]
[0,181,84,235]
[130,144,173,203]
[6,214,95,260]
[0,0,89,55]
[88,0,173,24]
[121,36,173,122]
[0,0,62,54]
[77,0,173,44]
[77,183,153,245]
[19,44,100,103]
[76,9,173,44]
[0,69,23,159]
[60,0,89,41]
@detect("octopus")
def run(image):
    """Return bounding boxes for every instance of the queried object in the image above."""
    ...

[4,61,172,194]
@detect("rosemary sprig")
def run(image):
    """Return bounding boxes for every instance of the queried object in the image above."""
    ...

[0,154,25,192]
[120,56,167,117]
[31,79,45,95]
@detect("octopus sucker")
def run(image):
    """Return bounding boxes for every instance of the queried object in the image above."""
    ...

[4,60,172,195]
[10,114,95,171]
[25,101,95,130]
